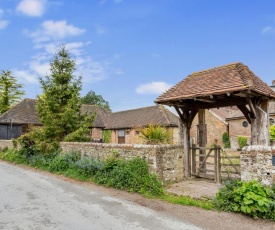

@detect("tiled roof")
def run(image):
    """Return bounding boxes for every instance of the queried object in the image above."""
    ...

[0,98,40,125]
[155,62,275,103]
[105,105,179,129]
[0,99,111,127]
[0,99,179,129]
[81,105,111,127]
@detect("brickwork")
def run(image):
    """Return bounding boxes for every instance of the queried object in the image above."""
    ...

[190,110,227,147]
[91,128,103,141]
[60,142,184,183]
[228,118,251,138]
[241,146,275,186]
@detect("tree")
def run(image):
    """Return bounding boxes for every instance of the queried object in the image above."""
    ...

[36,45,93,142]
[81,90,111,111]
[0,70,24,114]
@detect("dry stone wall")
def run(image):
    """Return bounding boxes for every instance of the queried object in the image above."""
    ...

[60,142,184,183]
[241,146,275,186]
[0,140,14,150]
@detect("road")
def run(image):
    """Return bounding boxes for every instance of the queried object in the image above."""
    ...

[0,161,202,230]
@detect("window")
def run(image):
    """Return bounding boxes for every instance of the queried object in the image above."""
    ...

[242,121,248,128]
[118,130,125,137]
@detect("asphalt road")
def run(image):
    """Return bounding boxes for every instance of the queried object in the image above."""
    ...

[0,161,202,230]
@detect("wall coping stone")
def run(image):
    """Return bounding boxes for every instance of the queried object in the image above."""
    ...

[242,145,273,152]
[60,142,183,149]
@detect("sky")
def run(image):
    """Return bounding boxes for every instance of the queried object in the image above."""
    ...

[1,0,275,112]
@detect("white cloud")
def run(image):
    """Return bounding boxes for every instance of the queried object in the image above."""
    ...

[29,20,86,41]
[136,82,172,95]
[0,20,8,29]
[95,24,107,35]
[16,0,46,17]
[262,26,273,34]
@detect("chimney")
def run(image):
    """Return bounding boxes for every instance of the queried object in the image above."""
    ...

[272,80,275,86]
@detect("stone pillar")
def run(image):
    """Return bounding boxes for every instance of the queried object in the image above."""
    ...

[240,145,275,186]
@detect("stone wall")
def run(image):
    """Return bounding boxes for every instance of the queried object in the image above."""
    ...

[0,140,14,150]
[60,142,184,183]
[241,146,275,186]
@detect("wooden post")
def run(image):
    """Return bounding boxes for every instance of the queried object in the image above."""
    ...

[182,121,191,177]
[198,109,206,172]
[251,100,270,146]
[217,146,221,183]
[192,144,196,175]
[214,146,217,183]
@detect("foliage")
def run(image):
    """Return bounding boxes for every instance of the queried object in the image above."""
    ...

[63,115,94,142]
[0,70,24,114]
[222,132,231,148]
[214,179,275,220]
[15,126,59,155]
[140,123,171,144]
[48,151,81,172]
[270,125,275,141]
[74,156,105,177]
[81,90,111,111]
[237,136,247,149]
[36,45,94,142]
[103,130,112,143]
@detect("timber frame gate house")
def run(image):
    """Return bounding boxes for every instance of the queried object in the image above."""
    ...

[155,62,275,179]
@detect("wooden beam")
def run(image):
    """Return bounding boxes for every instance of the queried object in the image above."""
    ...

[237,105,252,124]
[194,97,216,103]
[247,98,257,119]
[188,109,198,129]
[178,97,248,110]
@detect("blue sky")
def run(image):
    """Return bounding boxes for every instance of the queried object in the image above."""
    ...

[1,0,275,112]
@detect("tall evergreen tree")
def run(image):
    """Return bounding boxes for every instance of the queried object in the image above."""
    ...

[0,70,24,114]
[36,46,91,141]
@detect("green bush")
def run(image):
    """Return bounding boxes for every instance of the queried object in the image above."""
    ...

[222,132,231,148]
[48,151,81,172]
[95,157,164,196]
[237,136,247,149]
[103,130,112,143]
[74,157,105,176]
[140,123,171,144]
[270,125,275,141]
[214,179,275,220]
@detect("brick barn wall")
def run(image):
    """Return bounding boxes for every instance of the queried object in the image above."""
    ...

[228,118,251,137]
[190,110,228,147]
[91,128,103,141]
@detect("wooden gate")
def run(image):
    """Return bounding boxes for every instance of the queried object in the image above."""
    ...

[191,144,240,183]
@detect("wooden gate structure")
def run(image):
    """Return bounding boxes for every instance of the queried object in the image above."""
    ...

[155,62,275,180]
[191,144,240,182]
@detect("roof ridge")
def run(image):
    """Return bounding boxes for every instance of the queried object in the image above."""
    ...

[191,62,241,76]
[112,105,158,114]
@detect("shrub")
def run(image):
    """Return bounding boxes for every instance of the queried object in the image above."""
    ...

[140,123,171,144]
[48,151,81,172]
[63,127,91,142]
[103,130,112,143]
[74,157,105,176]
[214,179,275,220]
[237,136,247,149]
[270,125,275,141]
[96,157,164,196]
[222,132,230,148]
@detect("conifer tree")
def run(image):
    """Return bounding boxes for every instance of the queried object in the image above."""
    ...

[36,45,92,141]
[0,70,24,114]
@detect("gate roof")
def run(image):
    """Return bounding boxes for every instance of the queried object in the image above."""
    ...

[155,62,275,110]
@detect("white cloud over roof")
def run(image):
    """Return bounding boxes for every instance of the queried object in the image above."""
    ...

[29,20,86,41]
[136,82,172,95]
[16,0,46,17]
